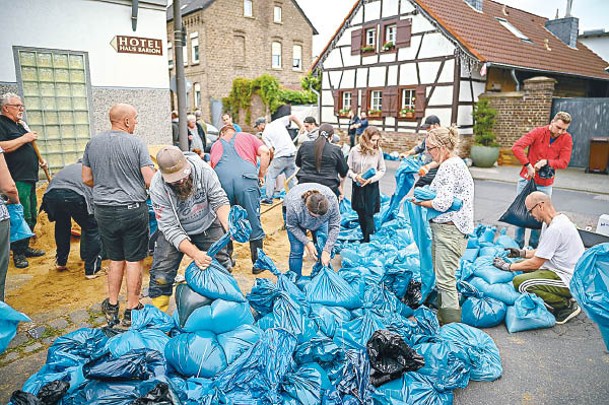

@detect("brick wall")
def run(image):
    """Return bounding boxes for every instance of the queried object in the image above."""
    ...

[481,76,556,164]
[168,0,314,123]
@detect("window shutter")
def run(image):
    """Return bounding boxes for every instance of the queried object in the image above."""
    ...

[396,19,412,48]
[415,85,427,119]
[382,86,398,117]
[351,89,358,113]
[351,29,362,55]
[360,91,368,115]
[333,90,340,115]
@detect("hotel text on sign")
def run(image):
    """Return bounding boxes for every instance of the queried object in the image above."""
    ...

[111,35,163,56]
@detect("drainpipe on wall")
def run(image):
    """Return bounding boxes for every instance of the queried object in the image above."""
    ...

[511,69,521,91]
[131,0,138,31]
[173,0,189,151]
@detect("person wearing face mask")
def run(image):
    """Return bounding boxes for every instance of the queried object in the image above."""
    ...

[493,191,584,325]
[346,126,386,243]
[412,126,474,325]
[148,146,231,312]
[511,111,573,249]
[82,103,155,327]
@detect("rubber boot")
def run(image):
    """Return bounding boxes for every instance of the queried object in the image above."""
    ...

[151,295,170,313]
[250,238,265,274]
[436,291,462,325]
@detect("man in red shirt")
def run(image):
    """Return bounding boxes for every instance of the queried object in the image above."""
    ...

[512,111,573,248]
[210,125,270,273]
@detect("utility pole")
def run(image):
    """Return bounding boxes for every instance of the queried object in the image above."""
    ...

[173,0,188,151]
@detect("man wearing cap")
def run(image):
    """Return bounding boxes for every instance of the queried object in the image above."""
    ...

[296,116,320,144]
[511,111,573,249]
[148,146,231,312]
[253,114,303,205]
[296,123,348,198]
[210,125,270,273]
[82,103,155,326]
[401,115,441,188]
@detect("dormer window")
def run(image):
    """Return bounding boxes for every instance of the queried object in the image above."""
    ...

[496,17,532,43]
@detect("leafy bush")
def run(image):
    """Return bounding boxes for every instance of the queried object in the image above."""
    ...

[473,99,498,147]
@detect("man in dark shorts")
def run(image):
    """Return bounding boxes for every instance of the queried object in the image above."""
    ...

[82,103,155,326]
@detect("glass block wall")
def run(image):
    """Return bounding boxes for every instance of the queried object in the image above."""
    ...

[17,49,91,174]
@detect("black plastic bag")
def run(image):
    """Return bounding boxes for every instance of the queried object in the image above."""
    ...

[402,279,422,308]
[83,348,165,381]
[132,382,180,405]
[366,330,425,387]
[37,380,70,404]
[498,180,543,229]
[538,164,555,179]
[368,330,426,384]
[8,391,39,405]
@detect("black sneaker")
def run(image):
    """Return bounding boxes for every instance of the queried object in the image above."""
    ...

[122,303,144,327]
[554,302,582,325]
[101,298,120,326]
[13,254,29,269]
[261,198,274,205]
[24,247,45,257]
[252,267,266,275]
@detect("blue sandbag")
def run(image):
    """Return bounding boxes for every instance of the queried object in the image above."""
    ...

[469,276,520,306]
[165,331,227,378]
[467,237,480,249]
[0,301,31,354]
[306,266,362,310]
[7,204,35,243]
[83,348,166,380]
[130,304,175,333]
[274,292,317,343]
[381,157,420,224]
[413,185,463,221]
[214,329,297,402]
[338,309,385,349]
[182,298,254,334]
[21,364,85,397]
[255,312,275,330]
[415,340,471,392]
[570,243,609,350]
[405,202,434,302]
[412,307,440,338]
[281,362,330,404]
[496,234,519,249]
[46,328,108,369]
[254,250,306,304]
[206,205,252,258]
[217,324,261,365]
[462,248,479,262]
[505,293,556,333]
[439,323,502,382]
[294,335,341,365]
[104,328,170,358]
[460,281,507,328]
[479,226,496,243]
[246,277,279,316]
[185,260,246,302]
[310,303,351,338]
[373,372,453,404]
[473,256,514,284]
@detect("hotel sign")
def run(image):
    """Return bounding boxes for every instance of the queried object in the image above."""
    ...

[111,35,163,56]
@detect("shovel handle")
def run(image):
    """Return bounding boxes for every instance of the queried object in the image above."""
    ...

[32,141,52,182]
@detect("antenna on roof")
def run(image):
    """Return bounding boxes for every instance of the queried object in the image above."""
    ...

[566,0,573,17]
[555,9,559,19]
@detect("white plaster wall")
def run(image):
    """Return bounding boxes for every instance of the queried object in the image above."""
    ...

[412,14,435,32]
[419,33,455,59]
[328,71,343,89]
[382,0,400,18]
[364,1,382,21]
[0,0,168,88]
[351,6,364,26]
[356,68,369,88]
[321,106,336,124]
[387,65,399,86]
[418,61,442,84]
[397,35,421,61]
[322,72,331,89]
[400,0,416,13]
[321,89,333,103]
[579,37,609,63]
[369,66,387,87]
[341,69,357,89]
[439,59,455,82]
[425,108,452,126]
[428,86,453,105]
[324,48,345,69]
[458,105,474,128]
[399,64,419,86]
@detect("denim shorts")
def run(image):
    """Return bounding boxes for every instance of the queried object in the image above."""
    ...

[95,203,149,262]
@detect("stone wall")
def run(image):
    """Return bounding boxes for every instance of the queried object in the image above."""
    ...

[480,76,556,164]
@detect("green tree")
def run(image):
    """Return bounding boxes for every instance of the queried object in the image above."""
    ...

[473,98,498,147]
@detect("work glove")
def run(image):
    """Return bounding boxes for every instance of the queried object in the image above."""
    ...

[505,247,526,258]
[493,257,512,272]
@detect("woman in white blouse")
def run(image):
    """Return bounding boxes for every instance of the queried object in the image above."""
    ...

[346,126,386,242]
[413,126,474,324]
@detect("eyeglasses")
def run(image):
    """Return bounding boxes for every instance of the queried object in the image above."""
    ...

[527,202,543,215]
[6,104,25,110]
[427,146,438,152]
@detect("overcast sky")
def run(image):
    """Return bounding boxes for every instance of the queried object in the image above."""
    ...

[295,0,609,56]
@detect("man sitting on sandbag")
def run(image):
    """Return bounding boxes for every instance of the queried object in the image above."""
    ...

[149,146,231,312]
[493,191,584,324]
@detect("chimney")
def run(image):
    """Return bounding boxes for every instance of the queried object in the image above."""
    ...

[545,16,579,48]
[464,0,483,13]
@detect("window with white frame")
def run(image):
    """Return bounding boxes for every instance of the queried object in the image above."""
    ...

[194,83,201,108]
[190,33,199,64]
[401,88,415,109]
[292,44,302,70]
[385,24,396,45]
[342,92,352,111]
[274,6,282,23]
[496,17,531,42]
[370,90,382,112]
[244,0,253,17]
[366,28,376,47]
[272,41,282,68]
[168,42,173,69]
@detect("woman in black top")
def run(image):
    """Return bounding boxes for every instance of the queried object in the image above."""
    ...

[295,123,348,199]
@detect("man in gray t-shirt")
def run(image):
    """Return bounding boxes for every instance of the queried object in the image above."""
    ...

[82,103,155,327]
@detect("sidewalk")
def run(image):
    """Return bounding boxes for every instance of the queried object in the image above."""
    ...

[469,165,609,195]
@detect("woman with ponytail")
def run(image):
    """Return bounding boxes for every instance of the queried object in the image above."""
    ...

[295,123,348,198]
[412,125,474,324]
[346,126,386,242]
[283,183,340,277]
